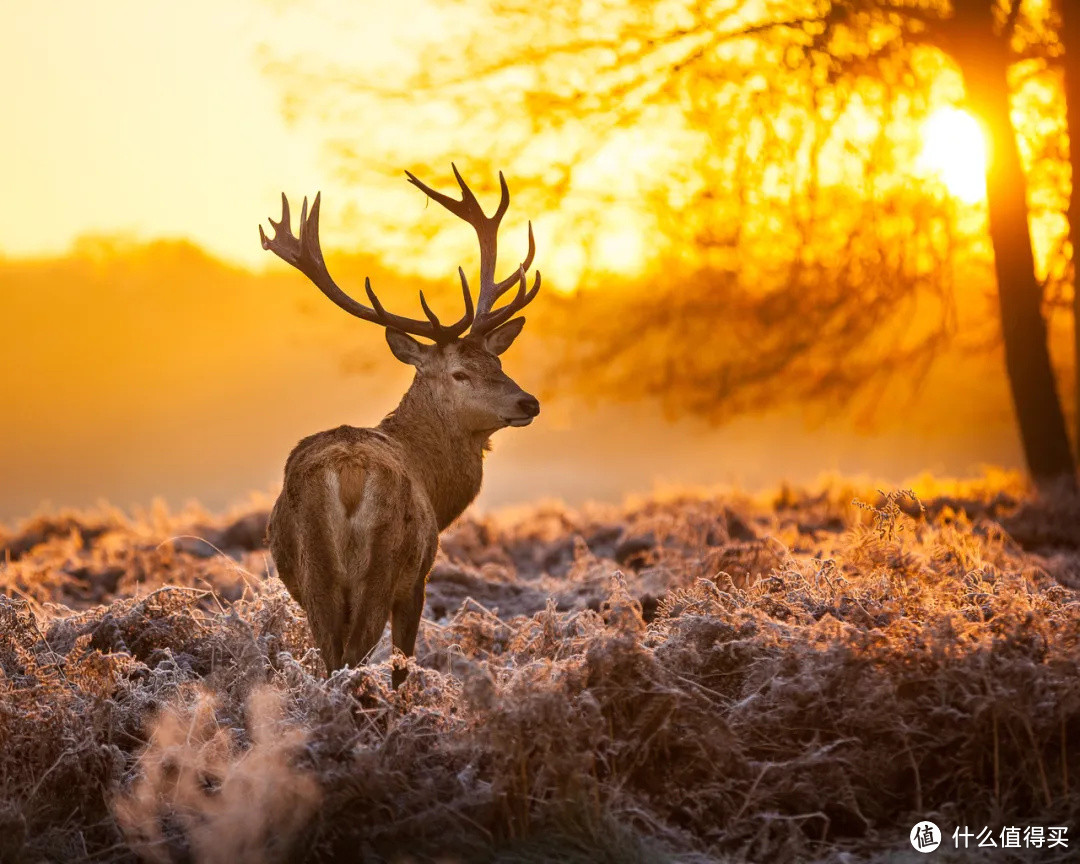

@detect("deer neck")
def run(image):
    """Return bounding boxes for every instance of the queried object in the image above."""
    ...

[378,383,487,530]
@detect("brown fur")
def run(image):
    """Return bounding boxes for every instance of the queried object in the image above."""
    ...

[268,335,537,684]
[337,461,366,519]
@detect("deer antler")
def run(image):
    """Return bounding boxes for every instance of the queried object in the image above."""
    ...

[404,164,540,337]
[260,166,538,343]
[259,191,474,343]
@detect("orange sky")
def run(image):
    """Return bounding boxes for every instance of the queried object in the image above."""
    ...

[3,2,994,277]
[0,2,1037,521]
[1,1,441,268]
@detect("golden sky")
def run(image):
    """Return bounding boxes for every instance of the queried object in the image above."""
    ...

[1,1,440,269]
[3,1,992,274]
[0,0,1031,522]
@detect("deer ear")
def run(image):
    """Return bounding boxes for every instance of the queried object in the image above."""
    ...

[482,317,526,356]
[385,328,428,367]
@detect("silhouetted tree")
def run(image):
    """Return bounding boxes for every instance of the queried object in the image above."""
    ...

[940,0,1074,484]
[269,0,1080,487]
[1061,0,1080,459]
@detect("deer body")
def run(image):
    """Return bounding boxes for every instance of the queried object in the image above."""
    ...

[260,167,540,684]
[269,424,439,676]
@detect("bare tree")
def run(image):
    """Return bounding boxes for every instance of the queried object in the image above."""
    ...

[1060,0,1080,457]
[268,0,1079,487]
[940,0,1074,483]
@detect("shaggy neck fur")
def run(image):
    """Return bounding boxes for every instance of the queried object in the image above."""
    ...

[379,379,490,530]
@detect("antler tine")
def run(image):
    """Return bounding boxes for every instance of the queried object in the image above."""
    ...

[405,166,475,222]
[470,267,542,337]
[260,191,474,343]
[456,266,476,321]
[418,291,443,329]
[405,165,537,330]
[487,221,536,306]
[416,268,476,341]
[262,170,533,345]
[492,170,511,223]
[259,192,299,262]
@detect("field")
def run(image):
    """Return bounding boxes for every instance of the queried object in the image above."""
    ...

[1,476,1078,863]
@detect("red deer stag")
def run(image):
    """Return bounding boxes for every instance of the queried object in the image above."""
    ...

[259,166,540,686]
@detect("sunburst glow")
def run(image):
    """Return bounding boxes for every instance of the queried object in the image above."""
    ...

[594,225,646,275]
[918,107,989,203]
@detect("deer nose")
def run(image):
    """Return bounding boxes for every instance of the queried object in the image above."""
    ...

[517,395,540,417]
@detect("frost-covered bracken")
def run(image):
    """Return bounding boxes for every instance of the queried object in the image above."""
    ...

[0,475,1078,863]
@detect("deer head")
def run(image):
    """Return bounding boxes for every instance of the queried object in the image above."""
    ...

[259,165,541,434]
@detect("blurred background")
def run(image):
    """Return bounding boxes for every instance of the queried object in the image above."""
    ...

[5,0,1078,522]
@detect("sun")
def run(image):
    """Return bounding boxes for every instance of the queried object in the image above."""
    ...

[917,107,989,203]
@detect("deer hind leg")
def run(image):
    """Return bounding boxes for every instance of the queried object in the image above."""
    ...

[337,470,398,669]
[295,541,349,672]
[391,541,436,688]
[340,616,387,669]
[274,491,350,672]
[309,582,349,672]
[267,498,303,606]
[299,461,377,672]
[390,577,426,688]
[336,530,392,668]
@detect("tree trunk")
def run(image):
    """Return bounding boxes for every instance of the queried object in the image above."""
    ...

[1060,0,1080,459]
[950,3,1077,488]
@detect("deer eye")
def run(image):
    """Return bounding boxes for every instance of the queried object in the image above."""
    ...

[451,371,471,383]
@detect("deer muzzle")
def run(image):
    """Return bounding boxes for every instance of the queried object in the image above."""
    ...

[505,393,540,427]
